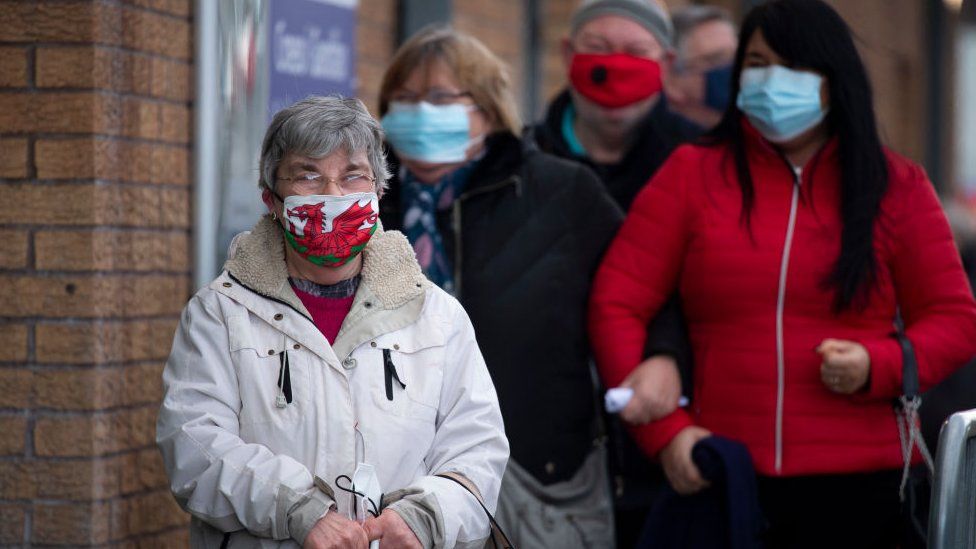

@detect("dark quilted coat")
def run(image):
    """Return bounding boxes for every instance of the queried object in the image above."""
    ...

[588,120,976,476]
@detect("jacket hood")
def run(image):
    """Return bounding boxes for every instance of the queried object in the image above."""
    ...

[223,215,429,318]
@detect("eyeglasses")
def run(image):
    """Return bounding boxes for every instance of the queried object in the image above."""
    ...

[275,172,376,194]
[389,90,473,106]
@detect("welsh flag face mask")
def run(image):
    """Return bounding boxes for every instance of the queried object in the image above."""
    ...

[279,192,380,267]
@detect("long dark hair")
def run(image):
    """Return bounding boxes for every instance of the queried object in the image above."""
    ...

[706,0,888,312]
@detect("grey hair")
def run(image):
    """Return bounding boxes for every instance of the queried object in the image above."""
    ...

[671,5,735,52]
[259,95,390,196]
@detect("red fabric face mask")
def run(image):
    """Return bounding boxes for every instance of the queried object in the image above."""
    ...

[569,53,663,108]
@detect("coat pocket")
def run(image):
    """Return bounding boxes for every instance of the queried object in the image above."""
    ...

[228,314,310,428]
[363,343,444,424]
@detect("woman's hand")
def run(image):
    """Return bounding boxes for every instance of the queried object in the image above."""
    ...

[363,509,423,549]
[303,511,369,549]
[619,355,682,425]
[660,426,712,495]
[816,338,870,394]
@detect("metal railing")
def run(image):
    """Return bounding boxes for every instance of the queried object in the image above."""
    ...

[929,408,976,548]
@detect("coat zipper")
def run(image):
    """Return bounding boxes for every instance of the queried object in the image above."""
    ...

[774,166,802,473]
[451,175,521,297]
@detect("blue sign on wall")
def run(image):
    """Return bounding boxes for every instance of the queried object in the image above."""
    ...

[268,0,357,116]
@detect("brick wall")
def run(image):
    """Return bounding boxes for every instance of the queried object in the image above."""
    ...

[356,0,397,115]
[0,0,193,546]
[453,0,527,115]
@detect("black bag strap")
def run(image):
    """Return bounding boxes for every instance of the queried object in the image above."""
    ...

[894,313,920,399]
[435,473,515,549]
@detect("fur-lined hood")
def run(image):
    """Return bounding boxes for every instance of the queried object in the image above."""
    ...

[223,215,430,319]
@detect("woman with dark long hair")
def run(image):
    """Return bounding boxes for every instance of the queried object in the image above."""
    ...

[588,0,976,546]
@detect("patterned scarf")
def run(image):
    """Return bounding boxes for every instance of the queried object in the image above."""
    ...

[400,162,477,295]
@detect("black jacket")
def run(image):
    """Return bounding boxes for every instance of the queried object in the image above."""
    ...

[533,90,701,212]
[532,90,700,520]
[380,131,623,485]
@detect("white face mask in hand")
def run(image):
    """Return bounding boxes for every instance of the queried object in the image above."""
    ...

[351,462,383,549]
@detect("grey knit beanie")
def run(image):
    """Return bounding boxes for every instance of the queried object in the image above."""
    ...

[570,0,674,50]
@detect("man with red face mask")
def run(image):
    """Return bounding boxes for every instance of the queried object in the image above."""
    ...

[532,1,702,547]
[534,0,700,211]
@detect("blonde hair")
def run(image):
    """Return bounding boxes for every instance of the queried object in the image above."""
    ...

[379,26,522,136]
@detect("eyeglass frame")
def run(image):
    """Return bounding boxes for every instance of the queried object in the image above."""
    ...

[273,172,377,196]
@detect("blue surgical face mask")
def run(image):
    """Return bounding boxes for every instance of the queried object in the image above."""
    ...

[381,101,481,164]
[736,65,828,143]
[704,64,733,112]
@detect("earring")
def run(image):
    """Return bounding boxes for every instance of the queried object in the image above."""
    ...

[271,211,279,221]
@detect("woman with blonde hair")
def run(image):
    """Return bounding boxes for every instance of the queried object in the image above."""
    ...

[378,26,623,547]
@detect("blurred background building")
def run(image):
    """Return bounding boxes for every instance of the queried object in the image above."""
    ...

[0,0,973,546]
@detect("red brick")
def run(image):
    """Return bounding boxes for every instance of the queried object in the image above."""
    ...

[121,7,191,60]
[0,504,26,545]
[121,448,170,494]
[35,229,190,271]
[34,456,122,500]
[134,527,191,549]
[150,57,192,101]
[359,0,396,27]
[0,460,32,498]
[0,137,29,179]
[36,46,159,97]
[0,324,29,362]
[34,406,158,457]
[0,46,29,87]
[122,362,167,406]
[125,490,187,536]
[32,367,124,410]
[34,412,113,457]
[0,2,125,44]
[122,97,162,140]
[0,183,192,228]
[0,1,34,42]
[36,321,178,365]
[35,137,188,184]
[124,0,193,18]
[0,417,27,456]
[150,144,191,185]
[32,501,111,545]
[0,92,34,132]
[0,229,29,269]
[36,46,95,88]
[0,274,188,318]
[0,367,32,408]
[0,92,114,134]
[159,102,191,143]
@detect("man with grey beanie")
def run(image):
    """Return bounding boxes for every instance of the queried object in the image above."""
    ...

[531,0,700,547]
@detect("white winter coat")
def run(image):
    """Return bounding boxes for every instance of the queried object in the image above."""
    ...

[156,216,509,548]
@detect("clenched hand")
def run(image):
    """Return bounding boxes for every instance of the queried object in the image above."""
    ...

[817,338,870,395]
[619,355,682,425]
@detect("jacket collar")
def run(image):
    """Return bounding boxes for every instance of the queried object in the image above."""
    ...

[537,89,701,169]
[223,215,429,319]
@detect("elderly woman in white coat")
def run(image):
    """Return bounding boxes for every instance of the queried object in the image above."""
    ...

[156,96,508,549]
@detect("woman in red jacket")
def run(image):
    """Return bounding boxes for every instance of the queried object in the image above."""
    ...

[588,0,976,546]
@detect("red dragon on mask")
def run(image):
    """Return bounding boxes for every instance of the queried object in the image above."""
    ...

[284,201,378,266]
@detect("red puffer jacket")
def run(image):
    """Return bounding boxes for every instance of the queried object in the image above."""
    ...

[588,121,976,477]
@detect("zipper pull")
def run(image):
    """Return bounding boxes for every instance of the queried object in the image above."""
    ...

[383,349,406,401]
[276,350,292,407]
